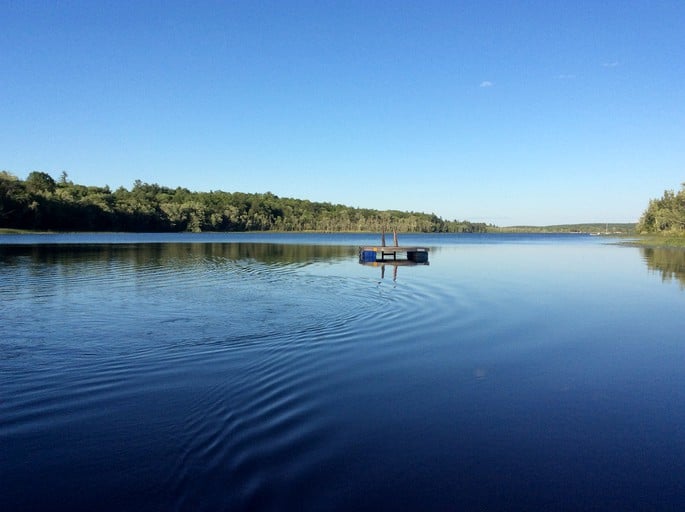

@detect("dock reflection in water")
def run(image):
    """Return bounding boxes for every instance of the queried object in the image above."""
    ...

[359,259,429,281]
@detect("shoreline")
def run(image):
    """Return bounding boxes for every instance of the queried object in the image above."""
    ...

[616,235,685,249]
[4,228,684,249]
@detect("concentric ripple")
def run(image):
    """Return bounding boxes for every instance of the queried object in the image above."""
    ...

[4,236,679,511]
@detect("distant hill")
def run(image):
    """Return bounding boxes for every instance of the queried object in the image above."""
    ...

[498,223,636,234]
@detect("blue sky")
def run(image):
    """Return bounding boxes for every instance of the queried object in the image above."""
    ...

[1,1,683,225]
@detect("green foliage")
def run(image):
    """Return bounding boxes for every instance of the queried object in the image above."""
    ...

[637,184,685,234]
[25,171,56,194]
[630,235,685,248]
[1,171,31,226]
[0,171,489,233]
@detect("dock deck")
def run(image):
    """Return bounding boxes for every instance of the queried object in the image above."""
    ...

[359,245,429,263]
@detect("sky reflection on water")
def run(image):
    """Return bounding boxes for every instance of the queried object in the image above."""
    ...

[1,234,684,511]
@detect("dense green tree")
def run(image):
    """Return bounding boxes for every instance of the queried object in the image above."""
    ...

[637,184,685,234]
[25,171,57,194]
[1,172,28,225]
[0,171,490,233]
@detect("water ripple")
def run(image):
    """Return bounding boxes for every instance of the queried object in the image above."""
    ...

[0,241,502,511]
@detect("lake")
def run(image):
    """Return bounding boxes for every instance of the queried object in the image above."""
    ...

[1,233,684,511]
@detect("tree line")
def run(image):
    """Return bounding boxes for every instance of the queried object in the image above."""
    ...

[637,183,685,234]
[1,171,489,233]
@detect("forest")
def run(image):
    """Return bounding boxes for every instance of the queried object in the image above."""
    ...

[637,183,685,234]
[0,171,488,233]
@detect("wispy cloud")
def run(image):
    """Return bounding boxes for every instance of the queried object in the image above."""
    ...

[602,61,620,68]
[557,74,576,79]
[479,80,494,88]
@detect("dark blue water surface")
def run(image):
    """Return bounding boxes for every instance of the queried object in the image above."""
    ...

[2,233,684,511]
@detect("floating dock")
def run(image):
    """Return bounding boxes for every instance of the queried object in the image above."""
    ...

[359,230,429,264]
[359,245,429,263]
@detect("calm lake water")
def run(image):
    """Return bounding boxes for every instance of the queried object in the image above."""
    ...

[2,233,685,511]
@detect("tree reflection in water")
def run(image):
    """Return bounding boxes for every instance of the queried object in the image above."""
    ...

[641,247,685,288]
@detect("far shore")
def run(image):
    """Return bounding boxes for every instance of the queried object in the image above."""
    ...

[3,227,685,249]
